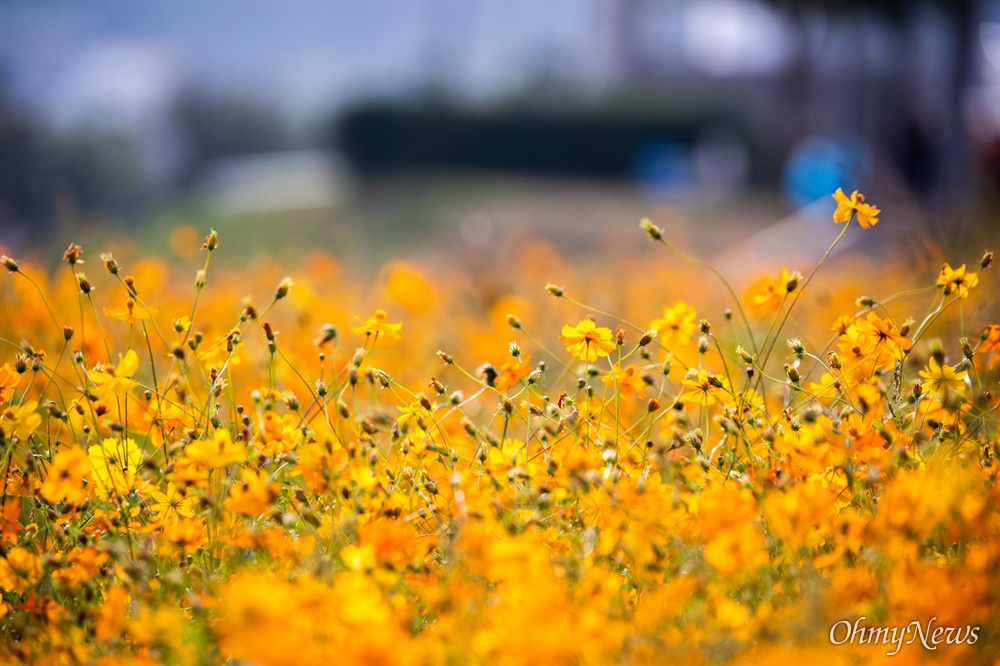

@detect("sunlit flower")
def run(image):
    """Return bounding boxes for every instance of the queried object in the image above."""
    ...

[744,268,799,318]
[89,350,140,397]
[185,429,247,468]
[147,483,197,523]
[680,370,725,406]
[918,358,967,395]
[103,298,158,324]
[833,188,880,228]
[560,318,616,362]
[40,447,90,505]
[936,263,979,298]
[0,363,21,405]
[88,437,142,497]
[353,309,402,342]
[602,364,647,397]
[1,400,41,441]
[650,300,697,348]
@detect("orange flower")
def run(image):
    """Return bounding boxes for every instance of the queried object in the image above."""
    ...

[936,263,979,298]
[41,447,90,505]
[495,355,532,392]
[353,309,402,342]
[744,268,798,318]
[602,365,647,397]
[559,318,616,362]
[833,188,880,229]
[103,298,158,324]
[0,363,21,405]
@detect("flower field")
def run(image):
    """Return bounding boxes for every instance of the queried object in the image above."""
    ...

[0,190,997,664]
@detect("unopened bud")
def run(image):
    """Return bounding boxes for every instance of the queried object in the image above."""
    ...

[640,217,663,240]
[1,255,19,273]
[274,277,293,300]
[100,253,118,275]
[203,229,219,251]
[545,283,564,298]
[982,250,993,269]
[506,314,521,329]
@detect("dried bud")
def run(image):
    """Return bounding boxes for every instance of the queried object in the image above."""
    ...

[615,327,626,346]
[194,269,206,289]
[123,275,137,296]
[508,341,521,358]
[787,338,805,358]
[64,244,83,266]
[314,323,338,346]
[437,350,454,364]
[982,250,993,269]
[545,283,564,298]
[506,314,521,329]
[826,351,842,370]
[785,271,802,293]
[639,329,656,346]
[784,364,800,383]
[63,326,74,341]
[699,319,711,334]
[1,255,19,273]
[429,376,446,394]
[856,295,876,307]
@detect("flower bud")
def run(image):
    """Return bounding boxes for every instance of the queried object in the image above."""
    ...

[274,277,293,300]
[640,217,663,240]
[64,244,83,266]
[76,273,92,294]
[506,314,521,329]
[1,255,19,273]
[100,253,119,274]
[203,229,219,251]
[982,250,993,269]
[545,283,564,297]
[63,326,74,341]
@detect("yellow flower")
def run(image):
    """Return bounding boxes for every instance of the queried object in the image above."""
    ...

[103,298,158,324]
[41,446,90,505]
[185,429,247,468]
[88,437,142,497]
[559,318,616,362]
[832,188,880,229]
[1,400,41,441]
[353,309,402,342]
[90,349,140,397]
[602,365,647,397]
[147,483,197,523]
[918,358,967,395]
[680,370,725,406]
[936,263,979,298]
[650,300,697,348]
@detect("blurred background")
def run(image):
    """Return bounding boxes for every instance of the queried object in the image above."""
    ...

[0,0,998,270]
